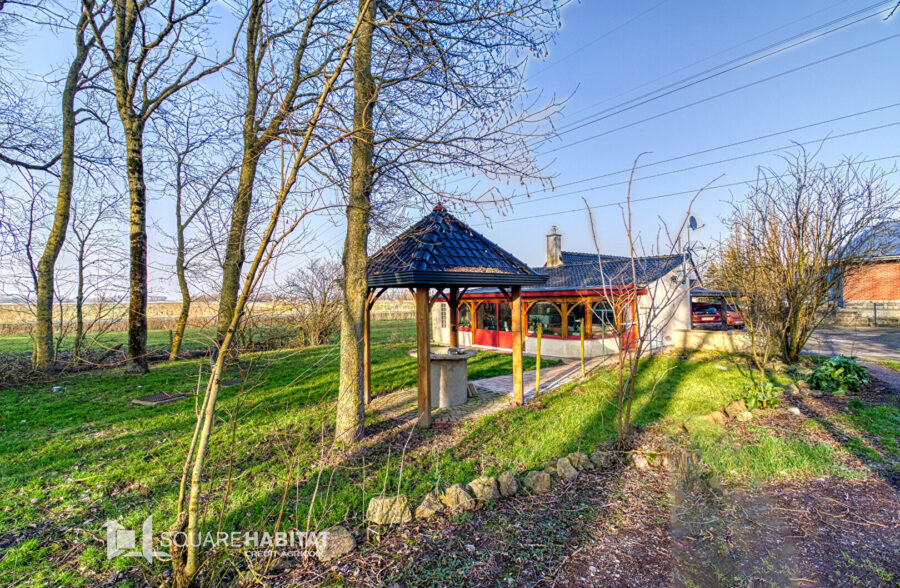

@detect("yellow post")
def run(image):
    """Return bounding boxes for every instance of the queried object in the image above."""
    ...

[580,317,585,378]
[535,323,542,396]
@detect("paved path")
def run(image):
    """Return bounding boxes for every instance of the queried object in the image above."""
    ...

[471,355,609,402]
[804,328,900,361]
[370,355,609,424]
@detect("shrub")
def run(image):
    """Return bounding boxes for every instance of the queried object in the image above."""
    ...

[807,355,868,395]
[740,381,783,411]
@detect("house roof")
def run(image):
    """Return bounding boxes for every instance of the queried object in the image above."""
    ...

[871,220,900,257]
[465,253,687,296]
[367,205,548,288]
[526,254,685,292]
[558,251,629,265]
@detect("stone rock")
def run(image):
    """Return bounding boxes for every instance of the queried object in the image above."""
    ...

[724,399,747,419]
[705,410,728,425]
[440,483,476,512]
[796,379,811,390]
[736,411,753,422]
[467,476,500,503]
[557,457,578,481]
[366,495,413,525]
[542,461,557,477]
[567,451,591,470]
[415,491,443,519]
[523,470,551,494]
[498,471,518,497]
[316,526,355,562]
[590,448,616,469]
[630,453,650,471]
[786,406,802,416]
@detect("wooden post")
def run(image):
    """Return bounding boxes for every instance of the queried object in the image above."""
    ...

[363,292,372,404]
[511,286,523,405]
[561,301,568,338]
[449,287,459,348]
[535,323,542,396]
[580,316,585,378]
[415,287,432,428]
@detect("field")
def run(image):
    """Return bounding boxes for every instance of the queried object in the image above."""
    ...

[0,321,897,586]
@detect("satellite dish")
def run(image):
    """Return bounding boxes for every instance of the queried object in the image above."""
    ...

[688,215,699,230]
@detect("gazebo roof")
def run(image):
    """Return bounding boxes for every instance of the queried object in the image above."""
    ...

[368,205,547,288]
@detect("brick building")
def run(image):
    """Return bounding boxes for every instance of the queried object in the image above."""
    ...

[835,221,900,326]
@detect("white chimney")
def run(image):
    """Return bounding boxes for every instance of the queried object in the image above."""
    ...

[546,226,562,267]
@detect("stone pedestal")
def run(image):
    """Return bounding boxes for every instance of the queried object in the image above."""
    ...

[409,347,476,408]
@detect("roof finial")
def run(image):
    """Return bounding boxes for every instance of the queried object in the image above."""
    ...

[433,202,446,212]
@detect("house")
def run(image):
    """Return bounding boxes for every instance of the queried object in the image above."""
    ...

[837,220,900,326]
[432,226,696,358]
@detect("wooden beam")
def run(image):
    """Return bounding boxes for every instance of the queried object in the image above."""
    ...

[415,287,432,428]
[497,287,512,303]
[363,296,371,405]
[511,286,524,406]
[449,286,459,348]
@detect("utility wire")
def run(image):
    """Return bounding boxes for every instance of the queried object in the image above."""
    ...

[543,0,896,141]
[538,29,900,156]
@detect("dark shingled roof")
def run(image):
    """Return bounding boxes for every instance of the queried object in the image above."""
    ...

[558,251,628,265]
[367,205,548,288]
[526,255,685,292]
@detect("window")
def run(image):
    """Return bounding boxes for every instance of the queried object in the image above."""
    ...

[440,303,447,328]
[459,303,472,329]
[590,302,615,337]
[498,303,512,332]
[527,302,562,336]
[567,302,585,337]
[477,302,497,330]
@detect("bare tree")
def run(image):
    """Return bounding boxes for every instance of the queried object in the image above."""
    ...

[718,149,898,364]
[333,0,565,444]
[153,96,236,360]
[585,158,715,447]
[83,0,231,373]
[170,5,369,583]
[284,259,342,346]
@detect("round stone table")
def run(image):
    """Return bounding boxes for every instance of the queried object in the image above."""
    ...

[408,347,477,408]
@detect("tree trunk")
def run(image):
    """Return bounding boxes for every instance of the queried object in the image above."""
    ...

[171,172,190,361]
[32,18,90,372]
[335,0,375,446]
[216,155,258,343]
[123,123,149,374]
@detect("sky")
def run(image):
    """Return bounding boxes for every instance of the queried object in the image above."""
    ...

[288,0,900,287]
[6,0,900,299]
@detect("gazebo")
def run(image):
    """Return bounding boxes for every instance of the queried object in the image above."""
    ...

[366,204,547,428]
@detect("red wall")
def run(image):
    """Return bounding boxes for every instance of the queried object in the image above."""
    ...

[843,260,900,302]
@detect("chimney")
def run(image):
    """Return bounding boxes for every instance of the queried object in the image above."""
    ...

[546,226,562,267]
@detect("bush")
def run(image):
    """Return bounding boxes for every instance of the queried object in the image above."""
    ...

[740,381,783,411]
[807,355,868,395]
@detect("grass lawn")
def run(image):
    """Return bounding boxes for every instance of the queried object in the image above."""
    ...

[878,360,900,372]
[0,335,880,586]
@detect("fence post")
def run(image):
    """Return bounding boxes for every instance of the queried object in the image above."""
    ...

[535,323,542,396]
[873,302,878,327]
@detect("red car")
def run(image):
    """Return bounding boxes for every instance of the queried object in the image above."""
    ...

[691,304,744,328]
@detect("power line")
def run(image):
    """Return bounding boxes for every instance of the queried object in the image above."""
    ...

[513,119,900,208]
[543,0,896,141]
[474,153,900,227]
[508,100,900,201]
[538,29,900,156]
[555,0,858,122]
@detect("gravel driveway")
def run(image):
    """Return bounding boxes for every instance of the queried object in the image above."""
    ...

[804,328,900,361]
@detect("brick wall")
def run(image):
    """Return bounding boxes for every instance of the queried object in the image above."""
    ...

[843,259,900,303]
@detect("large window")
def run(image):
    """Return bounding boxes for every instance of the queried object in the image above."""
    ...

[527,302,562,336]
[477,302,497,330]
[591,301,616,338]
[498,303,512,332]
[459,303,472,329]
[567,302,585,337]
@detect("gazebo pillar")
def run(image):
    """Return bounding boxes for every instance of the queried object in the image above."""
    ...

[448,287,459,347]
[511,286,524,405]
[415,286,432,428]
[363,292,372,404]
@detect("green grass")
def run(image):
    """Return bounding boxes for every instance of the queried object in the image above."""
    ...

[877,360,900,372]
[0,338,883,585]
[0,326,218,355]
